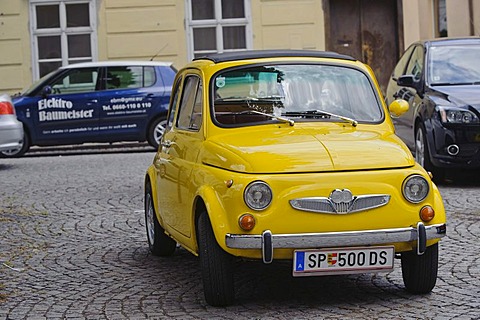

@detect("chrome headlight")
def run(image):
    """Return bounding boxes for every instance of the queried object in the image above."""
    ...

[244,181,272,210]
[403,175,429,203]
[437,106,479,124]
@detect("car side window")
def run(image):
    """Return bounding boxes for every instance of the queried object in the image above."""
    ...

[176,75,202,131]
[405,46,424,81]
[104,66,156,90]
[392,45,415,80]
[50,68,99,94]
[167,77,182,129]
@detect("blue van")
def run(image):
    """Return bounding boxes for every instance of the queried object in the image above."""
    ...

[1,61,176,157]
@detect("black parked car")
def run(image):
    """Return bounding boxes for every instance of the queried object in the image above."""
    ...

[386,37,480,180]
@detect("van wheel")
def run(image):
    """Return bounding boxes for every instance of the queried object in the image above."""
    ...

[147,116,167,150]
[145,183,176,256]
[415,125,445,182]
[0,131,30,158]
[197,211,235,306]
[401,243,438,294]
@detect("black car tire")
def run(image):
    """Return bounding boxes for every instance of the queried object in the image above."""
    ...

[197,211,235,306]
[0,131,30,158]
[144,183,176,256]
[147,116,167,150]
[415,124,445,181]
[401,243,438,294]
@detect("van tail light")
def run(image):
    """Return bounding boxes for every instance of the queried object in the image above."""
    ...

[0,101,15,115]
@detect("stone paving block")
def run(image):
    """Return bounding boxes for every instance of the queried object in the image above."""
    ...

[0,151,479,319]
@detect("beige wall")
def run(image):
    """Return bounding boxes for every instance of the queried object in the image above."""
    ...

[446,0,471,36]
[402,0,436,48]
[1,0,479,95]
[402,0,480,49]
[474,0,480,35]
[252,0,325,50]
[101,0,187,70]
[0,1,31,94]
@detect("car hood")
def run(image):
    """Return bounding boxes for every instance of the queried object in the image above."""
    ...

[430,85,480,110]
[201,125,414,174]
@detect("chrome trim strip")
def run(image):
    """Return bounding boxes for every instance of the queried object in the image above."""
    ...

[225,223,446,249]
[289,194,390,214]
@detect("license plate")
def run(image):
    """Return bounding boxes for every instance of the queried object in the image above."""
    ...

[293,246,394,277]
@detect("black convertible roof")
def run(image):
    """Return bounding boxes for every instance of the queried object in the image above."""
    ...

[194,50,356,63]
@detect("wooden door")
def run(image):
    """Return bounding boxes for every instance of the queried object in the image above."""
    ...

[325,0,403,93]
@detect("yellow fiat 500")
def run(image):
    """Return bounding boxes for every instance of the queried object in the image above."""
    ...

[144,50,446,306]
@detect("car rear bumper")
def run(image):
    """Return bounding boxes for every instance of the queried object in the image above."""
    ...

[225,222,447,263]
[0,116,24,151]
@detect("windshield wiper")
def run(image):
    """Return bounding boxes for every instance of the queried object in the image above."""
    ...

[432,81,480,86]
[216,95,284,102]
[285,110,358,127]
[239,110,294,126]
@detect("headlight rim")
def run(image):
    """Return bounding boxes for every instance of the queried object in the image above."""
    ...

[402,174,430,204]
[243,180,273,211]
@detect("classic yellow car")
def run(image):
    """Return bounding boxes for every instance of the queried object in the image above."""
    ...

[144,50,447,306]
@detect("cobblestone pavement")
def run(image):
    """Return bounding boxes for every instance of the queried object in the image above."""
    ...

[0,147,479,319]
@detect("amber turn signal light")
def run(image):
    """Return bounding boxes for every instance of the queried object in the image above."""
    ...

[239,214,255,231]
[420,205,435,222]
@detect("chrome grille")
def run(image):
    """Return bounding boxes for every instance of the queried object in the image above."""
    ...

[290,194,390,214]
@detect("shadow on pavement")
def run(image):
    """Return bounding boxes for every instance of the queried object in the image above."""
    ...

[23,142,156,158]
[440,168,480,187]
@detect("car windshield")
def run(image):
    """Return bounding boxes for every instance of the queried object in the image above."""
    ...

[212,64,382,126]
[428,44,480,85]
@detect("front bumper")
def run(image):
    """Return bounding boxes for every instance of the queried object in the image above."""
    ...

[226,222,447,263]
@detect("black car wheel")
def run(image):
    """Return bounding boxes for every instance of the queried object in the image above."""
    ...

[197,211,235,306]
[144,183,176,256]
[401,243,439,294]
[0,131,30,158]
[147,116,167,150]
[415,124,445,181]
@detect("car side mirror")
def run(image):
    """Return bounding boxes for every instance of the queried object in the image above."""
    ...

[388,99,409,117]
[42,85,53,97]
[397,75,418,88]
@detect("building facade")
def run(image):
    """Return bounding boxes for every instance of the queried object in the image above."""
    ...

[1,0,479,95]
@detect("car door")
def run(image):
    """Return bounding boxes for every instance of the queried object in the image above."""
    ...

[156,73,204,239]
[32,67,100,143]
[97,65,160,141]
[388,45,425,149]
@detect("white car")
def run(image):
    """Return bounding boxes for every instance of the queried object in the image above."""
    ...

[0,94,24,154]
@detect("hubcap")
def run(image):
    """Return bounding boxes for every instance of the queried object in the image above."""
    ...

[415,129,425,167]
[145,193,155,244]
[153,120,167,146]
[1,142,23,156]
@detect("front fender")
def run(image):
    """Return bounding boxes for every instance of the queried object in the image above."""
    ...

[194,184,231,253]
